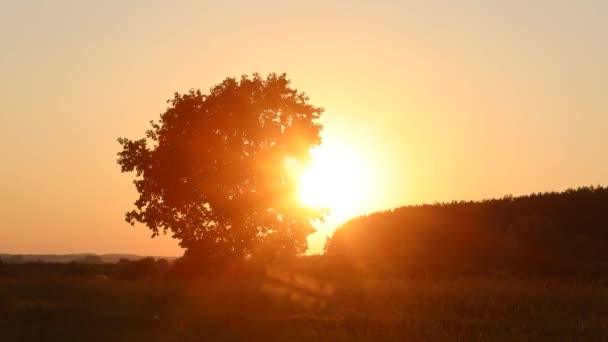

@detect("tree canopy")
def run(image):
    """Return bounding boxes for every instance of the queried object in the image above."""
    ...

[117,73,325,266]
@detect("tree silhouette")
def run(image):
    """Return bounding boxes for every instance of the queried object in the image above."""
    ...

[325,186,608,277]
[117,73,325,269]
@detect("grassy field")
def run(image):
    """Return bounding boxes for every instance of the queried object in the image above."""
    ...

[1,270,608,341]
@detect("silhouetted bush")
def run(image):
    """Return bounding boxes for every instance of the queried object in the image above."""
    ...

[156,258,170,271]
[65,261,96,276]
[116,257,169,279]
[167,251,229,278]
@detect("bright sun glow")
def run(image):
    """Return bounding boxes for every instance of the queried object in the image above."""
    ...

[297,145,372,218]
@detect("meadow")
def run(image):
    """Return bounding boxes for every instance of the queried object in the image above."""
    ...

[2,264,608,341]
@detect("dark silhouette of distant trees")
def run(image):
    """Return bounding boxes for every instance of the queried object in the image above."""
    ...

[79,255,102,264]
[5,255,24,264]
[116,257,169,279]
[325,186,608,277]
[117,73,325,272]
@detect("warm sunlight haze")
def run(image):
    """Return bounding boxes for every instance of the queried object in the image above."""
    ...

[3,2,608,341]
[298,144,374,225]
[1,0,607,256]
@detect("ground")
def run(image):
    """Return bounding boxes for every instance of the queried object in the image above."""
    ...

[1,270,608,341]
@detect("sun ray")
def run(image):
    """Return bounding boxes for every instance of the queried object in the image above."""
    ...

[297,145,372,220]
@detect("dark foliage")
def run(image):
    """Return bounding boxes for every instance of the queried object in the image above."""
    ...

[5,255,24,264]
[117,73,325,270]
[325,186,608,277]
[116,257,170,279]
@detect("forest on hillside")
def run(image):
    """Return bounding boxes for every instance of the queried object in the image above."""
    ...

[325,186,608,277]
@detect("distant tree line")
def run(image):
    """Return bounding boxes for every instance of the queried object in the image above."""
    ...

[324,186,608,277]
[0,258,171,279]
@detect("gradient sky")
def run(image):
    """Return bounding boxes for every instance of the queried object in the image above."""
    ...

[1,0,607,256]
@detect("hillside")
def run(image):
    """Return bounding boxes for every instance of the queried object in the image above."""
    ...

[325,186,608,277]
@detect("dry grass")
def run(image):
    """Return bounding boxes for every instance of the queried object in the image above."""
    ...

[1,273,608,341]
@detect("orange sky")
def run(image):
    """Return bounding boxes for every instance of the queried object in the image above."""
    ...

[1,1,607,256]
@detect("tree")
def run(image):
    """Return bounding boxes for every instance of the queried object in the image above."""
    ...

[117,73,325,269]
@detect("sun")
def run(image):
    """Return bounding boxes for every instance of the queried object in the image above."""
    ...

[297,145,372,218]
